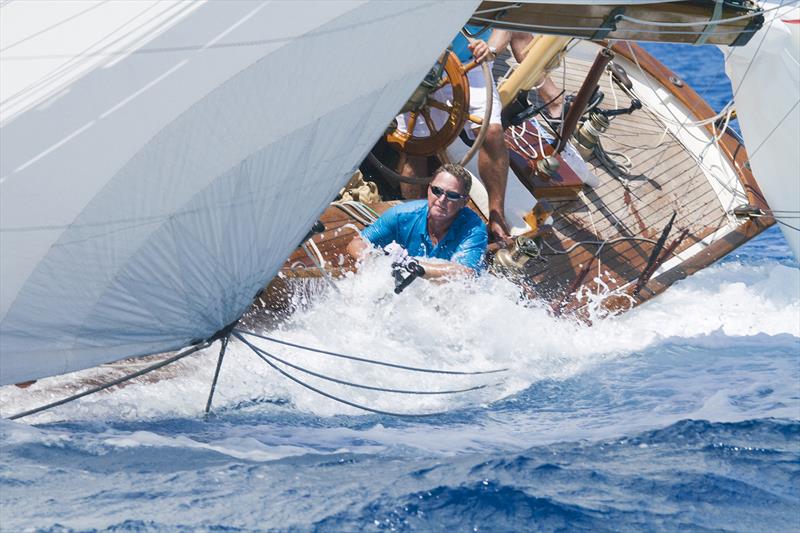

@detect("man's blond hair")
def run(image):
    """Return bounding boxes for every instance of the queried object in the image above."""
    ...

[433,163,472,194]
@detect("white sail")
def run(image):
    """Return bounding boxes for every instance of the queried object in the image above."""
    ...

[725,2,800,260]
[0,0,480,385]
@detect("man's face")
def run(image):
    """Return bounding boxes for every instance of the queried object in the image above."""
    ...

[427,171,468,224]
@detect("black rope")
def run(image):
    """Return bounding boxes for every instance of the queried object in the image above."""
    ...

[241,337,495,396]
[234,333,454,418]
[634,211,676,296]
[366,152,433,186]
[775,218,800,233]
[7,341,212,421]
[204,336,229,416]
[234,329,507,376]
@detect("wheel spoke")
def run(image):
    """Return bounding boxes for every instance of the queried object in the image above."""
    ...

[420,108,439,136]
[462,59,479,73]
[405,112,419,135]
[427,99,452,113]
[467,114,484,126]
[436,148,451,165]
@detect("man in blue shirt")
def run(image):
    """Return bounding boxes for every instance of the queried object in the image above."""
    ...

[396,26,509,243]
[396,27,565,245]
[347,164,488,279]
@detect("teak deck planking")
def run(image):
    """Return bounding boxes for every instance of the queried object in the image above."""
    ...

[265,42,773,319]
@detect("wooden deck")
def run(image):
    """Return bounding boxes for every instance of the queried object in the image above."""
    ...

[259,42,773,320]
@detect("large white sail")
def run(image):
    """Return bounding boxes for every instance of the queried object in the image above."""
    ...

[725,2,800,260]
[0,0,480,385]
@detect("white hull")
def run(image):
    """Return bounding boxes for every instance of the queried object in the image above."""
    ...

[0,0,478,385]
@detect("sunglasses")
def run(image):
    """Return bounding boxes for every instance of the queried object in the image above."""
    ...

[430,185,468,201]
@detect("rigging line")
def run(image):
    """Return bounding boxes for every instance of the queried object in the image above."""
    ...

[234,333,453,418]
[1,174,276,232]
[469,15,763,35]
[775,218,800,232]
[234,329,508,376]
[6,340,212,421]
[301,241,340,294]
[579,190,605,289]
[547,180,717,260]
[620,53,748,203]
[352,201,380,220]
[613,52,710,140]
[542,235,661,256]
[240,337,496,396]
[615,75,734,130]
[541,185,726,278]
[204,335,229,416]
[347,201,379,223]
[2,0,185,109]
[1,2,436,62]
[729,0,788,101]
[337,202,373,225]
[0,0,113,52]
[741,98,800,163]
[332,202,374,226]
[474,3,522,16]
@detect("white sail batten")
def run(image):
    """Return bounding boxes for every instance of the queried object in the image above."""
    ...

[725,2,800,260]
[0,0,480,385]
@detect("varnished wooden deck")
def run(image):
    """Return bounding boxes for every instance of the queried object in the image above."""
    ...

[260,43,773,319]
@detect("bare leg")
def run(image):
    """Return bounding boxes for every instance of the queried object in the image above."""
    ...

[475,123,511,242]
[538,77,564,118]
[509,32,533,62]
[398,154,428,199]
[509,32,563,118]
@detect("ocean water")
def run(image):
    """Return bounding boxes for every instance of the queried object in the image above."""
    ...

[1,45,799,532]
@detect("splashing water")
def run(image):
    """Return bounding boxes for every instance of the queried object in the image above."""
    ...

[1,44,799,532]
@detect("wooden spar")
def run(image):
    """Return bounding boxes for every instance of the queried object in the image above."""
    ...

[470,1,763,46]
[555,47,613,153]
[552,254,595,317]
[609,42,770,212]
[497,35,571,107]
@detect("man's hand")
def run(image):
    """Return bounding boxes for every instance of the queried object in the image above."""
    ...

[469,40,495,64]
[488,213,512,245]
[384,242,409,265]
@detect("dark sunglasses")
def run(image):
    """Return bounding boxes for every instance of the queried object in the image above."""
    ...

[430,185,467,201]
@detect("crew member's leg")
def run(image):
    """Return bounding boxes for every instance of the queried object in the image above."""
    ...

[509,32,564,119]
[468,67,511,242]
[399,155,428,199]
[474,123,510,241]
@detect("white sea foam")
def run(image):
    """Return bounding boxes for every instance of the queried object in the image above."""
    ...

[1,258,797,426]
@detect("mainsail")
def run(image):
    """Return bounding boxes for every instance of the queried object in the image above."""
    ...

[0,0,480,385]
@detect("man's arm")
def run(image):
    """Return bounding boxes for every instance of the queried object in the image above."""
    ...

[469,29,512,63]
[346,235,370,263]
[415,258,476,280]
[349,235,474,279]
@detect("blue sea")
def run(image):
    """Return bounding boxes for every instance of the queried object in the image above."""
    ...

[1,44,798,532]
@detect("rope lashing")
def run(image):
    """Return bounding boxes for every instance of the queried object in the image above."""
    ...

[238,336,496,396]
[234,332,465,418]
[234,329,508,376]
[7,340,212,421]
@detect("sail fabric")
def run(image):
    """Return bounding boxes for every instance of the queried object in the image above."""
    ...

[0,0,479,385]
[725,2,800,260]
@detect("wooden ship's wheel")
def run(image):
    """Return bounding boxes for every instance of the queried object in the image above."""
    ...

[257,39,775,325]
[368,50,494,185]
